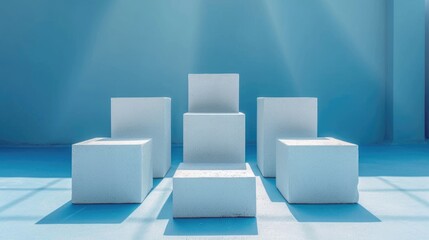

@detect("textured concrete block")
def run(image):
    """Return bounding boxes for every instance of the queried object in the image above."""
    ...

[72,138,152,204]
[257,97,317,177]
[173,163,256,218]
[188,74,239,113]
[276,137,359,204]
[183,113,245,163]
[111,97,171,178]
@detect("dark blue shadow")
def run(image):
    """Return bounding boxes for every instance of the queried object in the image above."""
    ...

[359,144,429,176]
[0,146,71,178]
[164,218,258,236]
[37,201,139,224]
[287,203,380,222]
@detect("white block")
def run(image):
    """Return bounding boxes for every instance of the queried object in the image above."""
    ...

[173,163,256,218]
[188,74,239,113]
[183,113,245,163]
[72,138,153,204]
[111,97,171,178]
[257,97,317,177]
[276,137,359,204]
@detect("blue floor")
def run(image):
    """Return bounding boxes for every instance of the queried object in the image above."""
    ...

[0,144,429,239]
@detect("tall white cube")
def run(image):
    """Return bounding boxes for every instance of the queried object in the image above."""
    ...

[72,138,152,204]
[276,137,359,204]
[188,74,239,113]
[257,97,317,177]
[183,113,245,163]
[111,97,171,178]
[173,163,256,218]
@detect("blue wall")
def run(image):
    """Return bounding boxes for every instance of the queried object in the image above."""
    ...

[386,0,426,142]
[426,0,429,139]
[0,0,401,145]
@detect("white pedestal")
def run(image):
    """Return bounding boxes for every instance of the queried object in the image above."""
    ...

[188,74,239,113]
[257,97,317,177]
[276,137,359,204]
[72,138,152,204]
[173,163,256,218]
[183,113,245,163]
[111,97,171,178]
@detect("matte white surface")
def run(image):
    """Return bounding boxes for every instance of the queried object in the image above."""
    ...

[183,113,245,163]
[276,137,359,203]
[257,97,318,177]
[188,74,239,113]
[111,97,171,178]
[173,163,256,218]
[72,138,153,204]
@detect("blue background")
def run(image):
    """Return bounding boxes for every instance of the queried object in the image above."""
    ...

[0,0,426,145]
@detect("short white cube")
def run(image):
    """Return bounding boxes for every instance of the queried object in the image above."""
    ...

[72,138,153,204]
[276,137,359,204]
[257,97,317,177]
[111,97,171,178]
[173,163,256,218]
[188,74,239,113]
[183,113,245,163]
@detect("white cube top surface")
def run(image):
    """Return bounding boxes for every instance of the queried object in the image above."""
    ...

[174,163,254,178]
[278,137,356,147]
[188,73,239,113]
[184,112,245,116]
[74,138,151,146]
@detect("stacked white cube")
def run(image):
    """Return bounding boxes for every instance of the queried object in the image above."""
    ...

[72,138,152,204]
[188,74,239,113]
[257,97,317,177]
[173,163,256,218]
[276,137,359,203]
[183,74,245,163]
[183,113,245,163]
[174,73,256,218]
[111,97,171,178]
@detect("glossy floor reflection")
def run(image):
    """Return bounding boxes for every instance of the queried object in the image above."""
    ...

[0,144,428,239]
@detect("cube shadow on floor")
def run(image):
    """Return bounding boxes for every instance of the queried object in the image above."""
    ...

[164,217,258,236]
[36,201,139,224]
[287,203,380,222]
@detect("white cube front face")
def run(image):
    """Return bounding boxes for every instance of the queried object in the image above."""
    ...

[276,138,359,204]
[111,98,171,178]
[72,138,153,204]
[183,113,245,163]
[257,97,317,177]
[173,163,256,218]
[188,74,239,113]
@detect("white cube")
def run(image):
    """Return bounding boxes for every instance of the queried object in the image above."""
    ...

[276,137,359,204]
[173,163,256,218]
[188,74,239,113]
[257,97,317,177]
[183,113,245,163]
[111,97,171,178]
[72,138,153,204]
